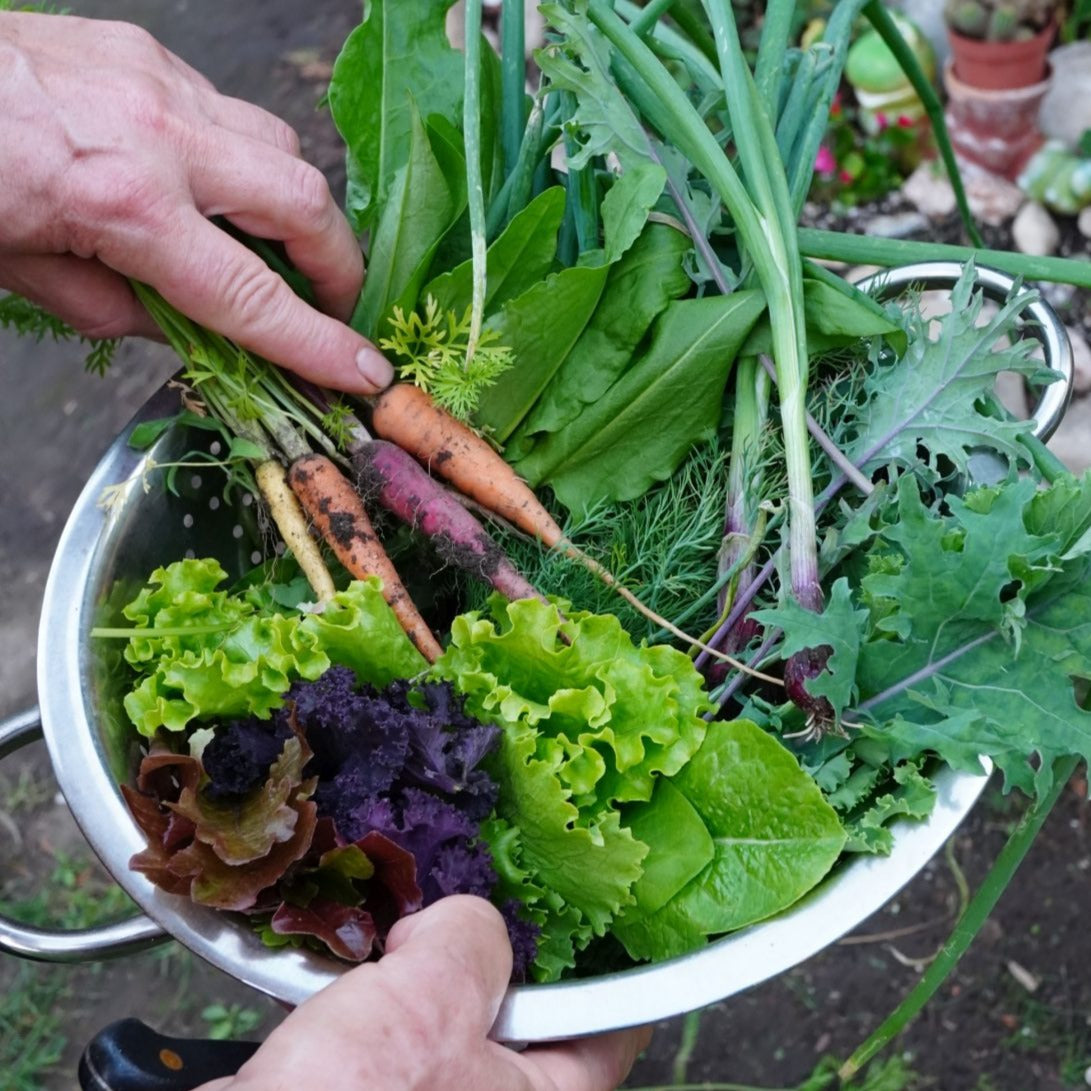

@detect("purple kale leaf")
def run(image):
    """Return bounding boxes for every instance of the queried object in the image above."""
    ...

[392,680,501,820]
[201,717,293,800]
[342,787,496,906]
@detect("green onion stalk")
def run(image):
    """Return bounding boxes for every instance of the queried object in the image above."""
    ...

[587,0,833,721]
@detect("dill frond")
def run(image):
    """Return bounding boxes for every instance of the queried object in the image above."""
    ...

[0,292,119,374]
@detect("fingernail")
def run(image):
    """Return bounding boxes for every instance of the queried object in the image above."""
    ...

[356,346,394,390]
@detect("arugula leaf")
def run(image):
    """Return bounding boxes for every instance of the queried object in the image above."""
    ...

[613,720,846,962]
[537,2,656,172]
[513,291,765,511]
[328,0,464,231]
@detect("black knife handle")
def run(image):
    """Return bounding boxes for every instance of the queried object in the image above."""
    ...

[79,1018,261,1091]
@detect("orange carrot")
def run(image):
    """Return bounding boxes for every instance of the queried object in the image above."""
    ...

[368,383,564,547]
[287,453,443,663]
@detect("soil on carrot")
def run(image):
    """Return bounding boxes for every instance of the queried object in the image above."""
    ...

[0,4,1088,1090]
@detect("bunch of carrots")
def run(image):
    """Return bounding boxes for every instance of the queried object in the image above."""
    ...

[133,283,751,678]
[135,284,569,663]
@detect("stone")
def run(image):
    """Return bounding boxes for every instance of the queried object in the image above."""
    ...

[995,369,1030,420]
[902,161,957,218]
[864,211,930,239]
[1011,200,1060,256]
[1038,42,1091,149]
[960,160,1027,226]
[1068,327,1091,396]
[1079,206,1091,240]
[1047,392,1091,474]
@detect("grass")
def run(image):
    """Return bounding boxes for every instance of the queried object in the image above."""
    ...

[0,853,136,1090]
[1000,987,1091,1088]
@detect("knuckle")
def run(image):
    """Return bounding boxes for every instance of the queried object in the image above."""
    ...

[287,162,335,233]
[62,163,173,258]
[217,262,291,331]
[274,120,302,157]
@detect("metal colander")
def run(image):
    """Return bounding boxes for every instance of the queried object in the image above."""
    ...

[0,263,1072,1041]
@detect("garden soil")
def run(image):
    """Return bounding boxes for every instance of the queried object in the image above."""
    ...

[0,3,1087,1089]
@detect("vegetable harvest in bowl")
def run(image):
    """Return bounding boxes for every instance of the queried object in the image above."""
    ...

[74,0,1091,995]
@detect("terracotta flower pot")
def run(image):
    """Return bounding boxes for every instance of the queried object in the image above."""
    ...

[943,58,1053,180]
[946,22,1056,91]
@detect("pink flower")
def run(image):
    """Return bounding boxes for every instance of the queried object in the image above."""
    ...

[875,112,889,131]
[815,144,837,175]
[897,114,914,128]
[839,169,854,184]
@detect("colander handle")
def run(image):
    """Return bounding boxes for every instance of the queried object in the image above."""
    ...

[0,707,167,962]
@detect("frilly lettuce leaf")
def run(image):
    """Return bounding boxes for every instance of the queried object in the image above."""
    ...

[300,577,428,686]
[118,564,425,735]
[434,596,713,806]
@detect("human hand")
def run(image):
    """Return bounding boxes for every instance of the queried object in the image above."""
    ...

[0,12,391,393]
[196,896,652,1091]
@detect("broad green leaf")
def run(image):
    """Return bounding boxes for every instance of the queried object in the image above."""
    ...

[511,224,691,446]
[751,577,868,722]
[843,268,1058,479]
[353,110,462,338]
[601,163,668,263]
[473,264,610,441]
[741,276,903,357]
[422,187,566,317]
[514,291,765,511]
[622,778,714,917]
[613,720,846,962]
[328,0,463,230]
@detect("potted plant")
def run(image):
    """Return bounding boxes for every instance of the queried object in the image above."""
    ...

[942,0,1060,177]
[944,0,1059,88]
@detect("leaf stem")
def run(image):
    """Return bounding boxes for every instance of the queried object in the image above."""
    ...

[862,0,983,247]
[463,0,488,364]
[500,0,527,179]
[797,229,1091,288]
[837,755,1079,1081]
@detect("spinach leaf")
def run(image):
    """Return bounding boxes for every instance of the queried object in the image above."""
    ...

[511,223,692,449]
[473,264,611,441]
[352,110,466,339]
[514,291,766,511]
[328,0,464,231]
[422,186,567,317]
